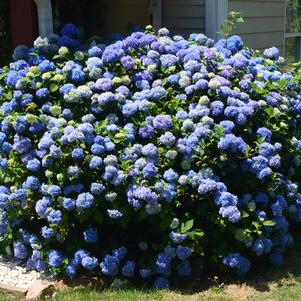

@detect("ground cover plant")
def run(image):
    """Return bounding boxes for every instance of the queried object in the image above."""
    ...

[1,23,301,289]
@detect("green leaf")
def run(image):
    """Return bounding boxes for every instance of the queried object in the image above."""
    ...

[4,246,12,257]
[214,125,225,138]
[257,136,266,144]
[49,83,59,93]
[265,107,274,117]
[4,91,12,100]
[241,211,249,218]
[52,55,61,60]
[0,72,7,80]
[97,119,108,129]
[189,229,205,239]
[249,82,267,95]
[180,219,194,233]
[263,220,276,227]
[251,221,260,230]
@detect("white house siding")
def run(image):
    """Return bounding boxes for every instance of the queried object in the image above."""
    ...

[162,0,206,37]
[228,0,285,54]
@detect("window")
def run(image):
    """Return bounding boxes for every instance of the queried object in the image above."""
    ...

[285,0,301,61]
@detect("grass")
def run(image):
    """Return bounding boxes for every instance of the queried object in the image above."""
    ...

[2,244,301,300]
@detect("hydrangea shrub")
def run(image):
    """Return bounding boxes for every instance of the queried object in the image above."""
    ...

[0,24,301,288]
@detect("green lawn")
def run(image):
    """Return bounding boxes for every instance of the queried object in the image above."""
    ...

[1,245,301,301]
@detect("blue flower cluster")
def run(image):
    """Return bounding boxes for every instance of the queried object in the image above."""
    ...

[1,23,301,287]
[223,253,251,276]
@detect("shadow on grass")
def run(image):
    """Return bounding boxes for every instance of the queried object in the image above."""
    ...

[165,236,301,297]
[42,235,301,301]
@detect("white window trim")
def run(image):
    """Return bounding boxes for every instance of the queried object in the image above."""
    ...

[206,0,228,40]
[34,0,53,37]
[151,0,163,30]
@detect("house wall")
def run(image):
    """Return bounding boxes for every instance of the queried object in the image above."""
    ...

[52,0,151,38]
[103,0,151,35]
[162,0,206,36]
[228,0,285,54]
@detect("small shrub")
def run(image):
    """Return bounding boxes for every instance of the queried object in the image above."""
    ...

[0,24,300,288]
[220,11,244,38]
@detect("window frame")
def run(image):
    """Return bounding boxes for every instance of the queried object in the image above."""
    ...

[284,0,301,60]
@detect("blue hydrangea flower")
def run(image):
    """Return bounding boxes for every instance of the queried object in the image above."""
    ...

[38,60,55,73]
[72,147,84,159]
[88,46,102,57]
[71,249,91,266]
[153,115,172,130]
[35,197,51,217]
[13,241,28,259]
[121,55,136,70]
[223,253,251,276]
[47,185,61,197]
[107,209,123,219]
[154,276,169,289]
[26,158,41,172]
[122,260,135,278]
[47,209,62,225]
[41,226,54,239]
[169,231,187,244]
[66,264,77,277]
[163,168,179,183]
[257,127,272,142]
[0,158,8,170]
[62,198,76,211]
[81,256,98,270]
[263,47,279,60]
[112,246,127,260]
[48,250,64,268]
[36,88,49,99]
[156,252,171,275]
[76,193,94,210]
[100,255,119,276]
[61,23,80,39]
[89,156,103,169]
[219,206,241,223]
[83,228,99,243]
[176,246,192,260]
